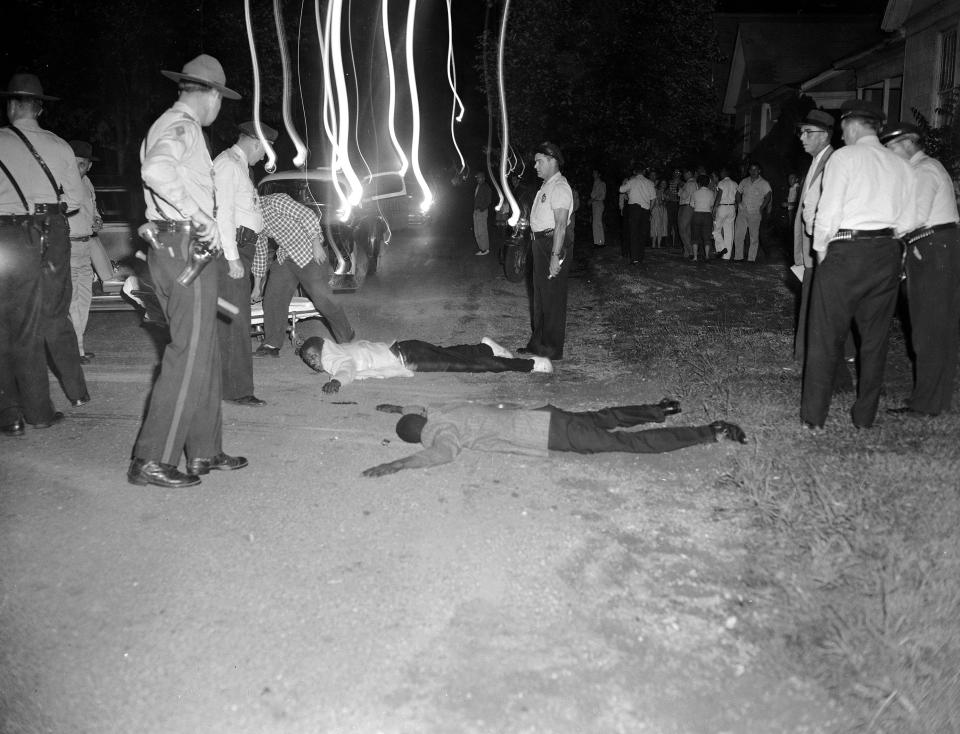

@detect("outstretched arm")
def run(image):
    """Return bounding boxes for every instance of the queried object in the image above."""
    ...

[362,433,460,477]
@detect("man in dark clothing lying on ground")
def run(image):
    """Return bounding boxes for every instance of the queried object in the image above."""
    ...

[299,335,553,394]
[361,399,746,477]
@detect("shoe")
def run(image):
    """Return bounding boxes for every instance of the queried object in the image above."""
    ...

[128,458,201,488]
[710,420,747,443]
[658,398,681,416]
[253,345,280,358]
[531,356,554,374]
[70,394,91,408]
[886,406,934,417]
[226,395,266,407]
[30,412,65,429]
[79,352,94,364]
[475,250,489,256]
[516,347,535,356]
[2,417,25,436]
[481,336,514,359]
[714,248,728,258]
[802,421,823,431]
[185,452,249,476]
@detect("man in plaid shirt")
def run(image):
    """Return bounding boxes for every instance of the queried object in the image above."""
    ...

[251,193,355,357]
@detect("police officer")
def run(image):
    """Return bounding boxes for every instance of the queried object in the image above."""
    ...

[128,54,247,487]
[1,73,85,435]
[518,142,573,361]
[881,122,960,417]
[213,120,277,408]
[800,99,917,430]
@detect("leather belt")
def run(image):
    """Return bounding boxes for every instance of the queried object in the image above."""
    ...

[718,203,735,206]
[236,225,260,246]
[831,228,895,242]
[904,221,960,245]
[33,203,66,215]
[70,235,92,242]
[0,214,35,224]
[151,220,193,233]
[532,229,554,239]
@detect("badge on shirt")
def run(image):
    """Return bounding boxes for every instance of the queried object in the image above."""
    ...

[174,126,185,137]
[541,193,546,203]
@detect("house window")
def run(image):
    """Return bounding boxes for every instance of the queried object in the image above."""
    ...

[939,29,958,124]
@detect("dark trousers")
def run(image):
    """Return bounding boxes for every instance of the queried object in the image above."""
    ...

[396,340,535,373]
[39,216,87,401]
[801,238,901,428]
[691,211,713,260]
[904,231,960,415]
[625,204,650,262]
[134,228,222,465]
[527,234,571,360]
[263,258,354,349]
[0,219,55,425]
[795,265,856,391]
[665,201,679,243]
[217,238,255,400]
[540,403,715,453]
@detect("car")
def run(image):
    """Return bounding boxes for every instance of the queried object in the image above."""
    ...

[256,167,413,291]
[89,185,146,312]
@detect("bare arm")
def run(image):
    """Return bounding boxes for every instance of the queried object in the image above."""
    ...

[362,434,460,477]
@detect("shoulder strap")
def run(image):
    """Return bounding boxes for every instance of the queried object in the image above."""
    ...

[0,157,31,213]
[6,125,63,202]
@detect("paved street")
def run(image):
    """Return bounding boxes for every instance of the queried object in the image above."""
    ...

[1,218,843,733]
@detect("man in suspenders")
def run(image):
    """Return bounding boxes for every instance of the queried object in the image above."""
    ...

[1,73,85,435]
[129,55,247,487]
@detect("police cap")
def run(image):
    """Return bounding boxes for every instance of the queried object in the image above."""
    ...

[879,122,922,146]
[238,121,279,143]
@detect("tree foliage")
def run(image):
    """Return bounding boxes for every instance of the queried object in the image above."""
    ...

[484,0,721,176]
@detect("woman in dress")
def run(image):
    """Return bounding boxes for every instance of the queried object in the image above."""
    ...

[650,179,669,249]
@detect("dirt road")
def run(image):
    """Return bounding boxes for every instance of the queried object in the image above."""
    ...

[1,223,847,733]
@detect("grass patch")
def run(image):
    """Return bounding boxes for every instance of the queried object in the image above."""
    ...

[595,251,960,733]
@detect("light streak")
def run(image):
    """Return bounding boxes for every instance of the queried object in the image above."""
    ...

[329,0,364,208]
[381,0,408,176]
[244,0,277,174]
[445,0,466,177]
[274,0,308,168]
[481,1,504,211]
[497,0,519,226]
[405,0,433,212]
[316,0,351,219]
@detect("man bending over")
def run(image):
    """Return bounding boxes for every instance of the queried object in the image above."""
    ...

[362,399,746,476]
[300,335,553,394]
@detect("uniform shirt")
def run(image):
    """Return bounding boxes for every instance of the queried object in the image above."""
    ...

[320,339,415,386]
[410,404,553,469]
[590,178,606,204]
[813,135,917,254]
[529,171,573,232]
[678,178,698,206]
[71,174,99,237]
[213,144,263,261]
[0,118,84,215]
[909,150,959,228]
[716,177,737,206]
[618,174,656,209]
[141,101,215,221]
[801,146,832,237]
[692,187,715,213]
[252,193,323,277]
[737,175,772,213]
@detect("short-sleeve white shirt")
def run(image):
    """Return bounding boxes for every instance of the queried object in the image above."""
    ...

[530,172,573,232]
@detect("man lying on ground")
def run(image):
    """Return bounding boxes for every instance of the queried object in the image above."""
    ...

[361,399,746,476]
[299,335,553,394]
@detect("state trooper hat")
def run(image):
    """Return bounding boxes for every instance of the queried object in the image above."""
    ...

[839,98,884,123]
[161,54,241,100]
[1,73,59,101]
[238,121,279,143]
[536,141,564,167]
[796,109,834,132]
[69,140,99,161]
[879,122,922,145]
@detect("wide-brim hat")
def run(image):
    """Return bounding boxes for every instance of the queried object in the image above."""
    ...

[879,122,922,145]
[536,141,564,167]
[1,73,58,101]
[796,109,834,132]
[161,54,241,100]
[69,140,99,161]
[840,98,884,123]
[238,121,278,143]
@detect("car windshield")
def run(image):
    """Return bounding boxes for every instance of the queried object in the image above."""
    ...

[96,187,135,224]
[258,178,341,210]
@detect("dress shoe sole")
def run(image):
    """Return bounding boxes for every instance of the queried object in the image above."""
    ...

[2,427,26,437]
[128,473,201,488]
[186,458,249,476]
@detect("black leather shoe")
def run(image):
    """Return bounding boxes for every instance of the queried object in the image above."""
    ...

[185,452,249,476]
[30,412,65,429]
[2,417,25,436]
[128,458,201,488]
[226,395,266,407]
[802,421,823,431]
[710,420,747,443]
[70,394,91,408]
[516,347,534,355]
[658,398,681,416]
[253,345,280,358]
[886,406,934,417]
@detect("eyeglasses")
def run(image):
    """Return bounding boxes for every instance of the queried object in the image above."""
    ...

[798,128,827,137]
